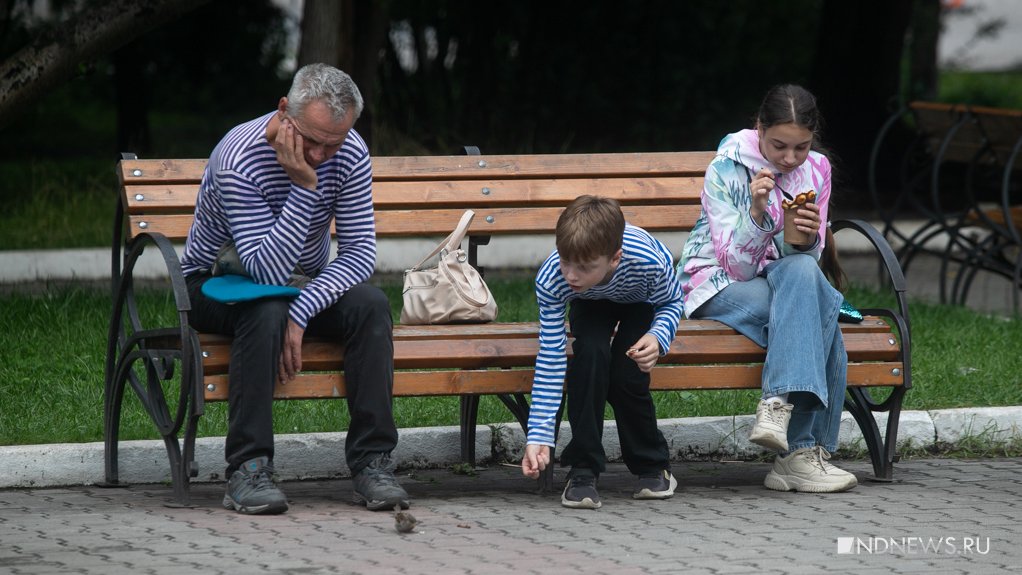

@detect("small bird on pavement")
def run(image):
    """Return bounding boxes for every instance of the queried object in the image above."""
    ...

[394,506,418,534]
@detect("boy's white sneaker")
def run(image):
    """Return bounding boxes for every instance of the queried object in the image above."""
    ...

[764,446,858,493]
[748,399,792,451]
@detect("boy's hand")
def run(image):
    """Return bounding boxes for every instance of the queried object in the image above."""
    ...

[521,444,550,479]
[626,333,661,373]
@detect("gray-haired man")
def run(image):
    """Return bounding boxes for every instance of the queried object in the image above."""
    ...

[180,64,407,514]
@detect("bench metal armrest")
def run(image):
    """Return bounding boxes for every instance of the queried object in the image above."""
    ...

[832,218,910,324]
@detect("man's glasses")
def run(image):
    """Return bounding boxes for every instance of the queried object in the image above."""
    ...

[285,115,344,150]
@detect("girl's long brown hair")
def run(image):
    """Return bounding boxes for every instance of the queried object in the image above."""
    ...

[821,227,846,292]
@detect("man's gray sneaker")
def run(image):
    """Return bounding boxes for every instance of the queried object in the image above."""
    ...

[353,453,410,511]
[633,469,678,499]
[222,456,288,515]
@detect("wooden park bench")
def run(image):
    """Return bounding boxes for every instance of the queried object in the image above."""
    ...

[106,150,912,505]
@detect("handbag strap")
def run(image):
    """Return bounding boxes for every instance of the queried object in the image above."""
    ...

[408,210,476,271]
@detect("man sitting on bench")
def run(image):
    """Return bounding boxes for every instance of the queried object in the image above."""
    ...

[179,63,409,515]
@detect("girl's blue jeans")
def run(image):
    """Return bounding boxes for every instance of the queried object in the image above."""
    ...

[690,254,847,453]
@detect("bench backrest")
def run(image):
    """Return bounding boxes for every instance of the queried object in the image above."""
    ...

[116,151,716,243]
[910,101,1022,167]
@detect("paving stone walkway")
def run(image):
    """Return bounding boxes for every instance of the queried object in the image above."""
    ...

[2,457,1020,574]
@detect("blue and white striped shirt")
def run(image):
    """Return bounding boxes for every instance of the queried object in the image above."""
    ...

[527,224,684,446]
[180,112,377,328]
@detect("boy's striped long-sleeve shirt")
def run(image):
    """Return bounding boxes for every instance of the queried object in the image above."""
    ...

[527,224,684,446]
[180,111,377,328]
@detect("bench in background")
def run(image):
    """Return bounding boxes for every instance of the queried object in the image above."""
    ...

[869,101,1022,312]
[107,151,911,505]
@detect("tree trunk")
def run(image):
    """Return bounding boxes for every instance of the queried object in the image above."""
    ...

[297,0,344,68]
[809,0,916,195]
[908,0,941,101]
[296,0,389,149]
[350,0,388,149]
[113,46,151,154]
[0,0,211,130]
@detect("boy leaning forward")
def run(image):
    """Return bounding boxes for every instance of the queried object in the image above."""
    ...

[521,195,684,509]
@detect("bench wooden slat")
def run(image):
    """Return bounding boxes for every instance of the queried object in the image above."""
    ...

[913,106,985,164]
[399,319,900,338]
[203,369,535,400]
[372,177,704,207]
[123,184,204,213]
[203,361,904,401]
[974,112,1022,148]
[381,317,892,338]
[373,206,705,236]
[370,152,718,180]
[198,329,900,375]
[911,101,1022,165]
[194,323,544,344]
[118,152,718,186]
[650,363,904,389]
[651,362,905,390]
[126,214,192,241]
[118,159,206,183]
[127,205,706,241]
[191,317,894,345]
[969,205,1022,228]
[123,178,705,214]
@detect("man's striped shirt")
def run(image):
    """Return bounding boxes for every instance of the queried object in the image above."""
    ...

[180,111,376,328]
[528,224,684,446]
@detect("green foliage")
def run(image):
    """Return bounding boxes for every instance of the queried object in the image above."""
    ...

[938,70,1022,109]
[0,0,291,162]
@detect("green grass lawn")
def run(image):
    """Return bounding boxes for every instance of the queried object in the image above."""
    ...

[0,159,115,250]
[1,279,1019,447]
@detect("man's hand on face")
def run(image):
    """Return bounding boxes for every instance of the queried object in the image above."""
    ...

[273,118,318,191]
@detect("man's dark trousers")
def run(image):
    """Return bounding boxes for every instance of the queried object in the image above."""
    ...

[186,275,398,477]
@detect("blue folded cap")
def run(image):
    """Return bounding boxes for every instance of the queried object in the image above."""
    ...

[201,274,301,304]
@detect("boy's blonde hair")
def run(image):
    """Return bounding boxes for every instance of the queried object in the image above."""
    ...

[555,195,625,263]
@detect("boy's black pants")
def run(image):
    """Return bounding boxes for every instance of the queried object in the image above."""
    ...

[559,299,670,477]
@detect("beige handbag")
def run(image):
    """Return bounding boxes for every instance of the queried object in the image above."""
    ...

[400,210,498,325]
